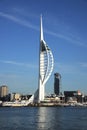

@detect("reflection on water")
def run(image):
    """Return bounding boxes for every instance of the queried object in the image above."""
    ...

[0,107,87,130]
[37,107,48,129]
[37,107,61,130]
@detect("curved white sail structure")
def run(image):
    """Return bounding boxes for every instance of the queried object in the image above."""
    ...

[38,16,54,102]
[29,16,54,103]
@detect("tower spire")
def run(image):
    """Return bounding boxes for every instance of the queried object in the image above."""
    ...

[40,15,44,41]
[29,16,54,103]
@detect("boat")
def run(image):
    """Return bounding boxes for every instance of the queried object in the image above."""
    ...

[2,100,29,107]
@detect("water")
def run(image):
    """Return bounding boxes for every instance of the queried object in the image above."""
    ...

[0,107,87,130]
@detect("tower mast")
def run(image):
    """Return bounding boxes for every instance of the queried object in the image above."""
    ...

[29,16,54,103]
[38,16,54,102]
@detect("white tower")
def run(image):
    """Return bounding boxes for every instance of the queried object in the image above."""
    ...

[29,16,54,103]
[38,16,54,102]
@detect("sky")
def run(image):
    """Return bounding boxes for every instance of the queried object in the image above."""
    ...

[0,0,87,95]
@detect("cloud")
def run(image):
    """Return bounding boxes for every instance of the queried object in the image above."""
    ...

[0,11,87,47]
[45,29,87,47]
[0,60,38,69]
[55,62,87,76]
[13,7,39,19]
[79,62,87,68]
[0,11,39,31]
[0,74,19,78]
[55,62,77,74]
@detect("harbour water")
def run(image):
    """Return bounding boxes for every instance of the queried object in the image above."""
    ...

[0,107,87,130]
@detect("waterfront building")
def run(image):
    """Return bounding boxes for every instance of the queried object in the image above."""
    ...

[10,93,21,101]
[0,85,8,98]
[21,94,32,100]
[54,73,61,95]
[64,90,81,97]
[64,90,82,103]
[29,16,54,103]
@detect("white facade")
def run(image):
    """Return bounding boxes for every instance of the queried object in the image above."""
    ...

[38,16,54,102]
[29,16,54,103]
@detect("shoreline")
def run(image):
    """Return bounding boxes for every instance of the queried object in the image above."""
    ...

[0,102,87,107]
